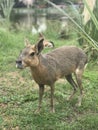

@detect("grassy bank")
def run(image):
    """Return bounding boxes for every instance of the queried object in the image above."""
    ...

[0,29,98,130]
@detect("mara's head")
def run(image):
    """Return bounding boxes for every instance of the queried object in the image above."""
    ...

[16,38,45,69]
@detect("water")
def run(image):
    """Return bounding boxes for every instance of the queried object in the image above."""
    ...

[10,8,69,35]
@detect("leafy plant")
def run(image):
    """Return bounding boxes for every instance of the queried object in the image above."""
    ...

[0,0,14,20]
[45,0,98,61]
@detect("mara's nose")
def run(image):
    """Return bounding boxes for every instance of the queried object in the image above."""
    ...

[16,60,22,64]
[16,60,23,69]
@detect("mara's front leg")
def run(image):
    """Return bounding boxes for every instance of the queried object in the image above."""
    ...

[35,84,44,113]
[50,84,55,113]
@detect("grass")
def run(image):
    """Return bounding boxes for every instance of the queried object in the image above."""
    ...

[0,28,98,130]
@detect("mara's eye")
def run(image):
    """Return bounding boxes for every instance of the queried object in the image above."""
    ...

[30,52,35,56]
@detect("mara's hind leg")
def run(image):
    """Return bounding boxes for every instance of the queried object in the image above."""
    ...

[75,67,84,106]
[65,74,78,101]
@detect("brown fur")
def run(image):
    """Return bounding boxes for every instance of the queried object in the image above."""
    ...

[16,38,87,113]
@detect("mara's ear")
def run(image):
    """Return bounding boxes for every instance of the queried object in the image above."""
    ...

[24,39,31,47]
[35,38,44,55]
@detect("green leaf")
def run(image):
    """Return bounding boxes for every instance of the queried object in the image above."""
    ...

[83,0,98,30]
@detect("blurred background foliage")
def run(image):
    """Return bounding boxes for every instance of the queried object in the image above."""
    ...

[0,0,98,61]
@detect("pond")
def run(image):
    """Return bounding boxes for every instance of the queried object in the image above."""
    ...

[10,7,70,36]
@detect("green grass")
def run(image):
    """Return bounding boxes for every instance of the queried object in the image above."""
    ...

[0,29,98,130]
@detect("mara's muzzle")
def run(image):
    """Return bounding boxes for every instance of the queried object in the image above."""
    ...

[16,60,24,69]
